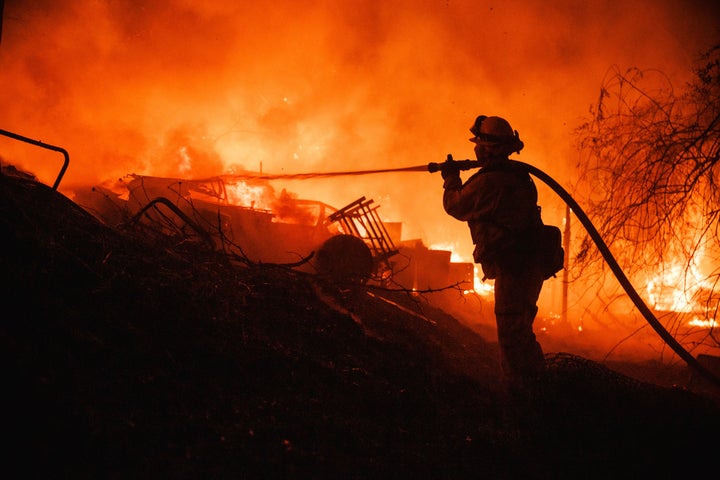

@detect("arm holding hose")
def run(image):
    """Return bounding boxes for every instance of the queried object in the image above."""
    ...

[427,154,480,174]
[429,154,481,189]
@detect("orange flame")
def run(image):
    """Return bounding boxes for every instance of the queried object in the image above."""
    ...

[429,242,493,297]
[645,258,716,328]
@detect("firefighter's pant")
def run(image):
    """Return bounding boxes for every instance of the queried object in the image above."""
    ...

[493,263,546,386]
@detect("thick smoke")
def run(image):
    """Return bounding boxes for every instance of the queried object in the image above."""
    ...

[2,0,718,359]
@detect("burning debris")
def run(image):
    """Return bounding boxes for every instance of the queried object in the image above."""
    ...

[72,169,473,290]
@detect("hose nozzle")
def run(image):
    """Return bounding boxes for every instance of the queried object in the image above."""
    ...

[427,154,480,173]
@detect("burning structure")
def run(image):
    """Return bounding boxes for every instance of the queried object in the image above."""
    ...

[72,166,475,292]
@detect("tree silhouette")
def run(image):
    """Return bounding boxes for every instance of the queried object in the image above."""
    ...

[572,45,720,353]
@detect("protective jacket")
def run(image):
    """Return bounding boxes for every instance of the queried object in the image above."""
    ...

[442,161,542,278]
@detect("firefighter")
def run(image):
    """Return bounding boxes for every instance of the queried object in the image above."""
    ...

[440,115,546,390]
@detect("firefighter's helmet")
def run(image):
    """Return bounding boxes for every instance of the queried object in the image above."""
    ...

[469,115,524,154]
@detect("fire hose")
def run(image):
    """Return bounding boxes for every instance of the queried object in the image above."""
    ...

[239,156,720,388]
[498,158,720,389]
[447,158,720,388]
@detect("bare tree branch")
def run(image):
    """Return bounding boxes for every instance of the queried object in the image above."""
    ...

[572,45,720,352]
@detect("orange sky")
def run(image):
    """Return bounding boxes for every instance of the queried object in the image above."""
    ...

[1,0,718,256]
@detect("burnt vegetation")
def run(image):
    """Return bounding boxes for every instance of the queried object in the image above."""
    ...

[2,165,720,478]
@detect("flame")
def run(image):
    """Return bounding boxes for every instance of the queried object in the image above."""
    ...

[472,279,494,297]
[645,257,717,328]
[688,318,718,328]
[429,242,465,263]
[429,242,493,297]
[225,181,272,210]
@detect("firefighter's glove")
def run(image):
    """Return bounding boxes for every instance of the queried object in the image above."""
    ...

[440,159,460,180]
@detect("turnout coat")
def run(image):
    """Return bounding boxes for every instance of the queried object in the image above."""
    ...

[442,161,543,279]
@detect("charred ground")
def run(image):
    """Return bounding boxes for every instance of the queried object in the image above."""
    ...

[2,173,720,479]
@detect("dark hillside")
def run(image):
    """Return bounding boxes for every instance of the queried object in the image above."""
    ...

[2,173,719,479]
